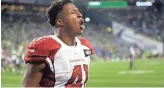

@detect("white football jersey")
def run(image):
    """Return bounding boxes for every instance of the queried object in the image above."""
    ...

[24,35,93,87]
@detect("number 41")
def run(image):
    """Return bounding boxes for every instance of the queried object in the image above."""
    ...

[65,64,88,87]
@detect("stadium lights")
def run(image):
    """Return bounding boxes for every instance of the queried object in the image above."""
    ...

[85,17,90,22]
[136,1,152,7]
[88,1,101,6]
[88,1,127,8]
[1,5,25,11]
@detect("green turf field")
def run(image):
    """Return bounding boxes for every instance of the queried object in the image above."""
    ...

[1,59,164,87]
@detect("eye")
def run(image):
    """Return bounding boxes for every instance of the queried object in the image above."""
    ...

[70,10,75,14]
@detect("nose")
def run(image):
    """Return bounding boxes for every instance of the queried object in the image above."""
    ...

[77,11,82,18]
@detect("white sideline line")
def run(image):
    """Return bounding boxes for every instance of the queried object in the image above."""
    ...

[118,70,156,75]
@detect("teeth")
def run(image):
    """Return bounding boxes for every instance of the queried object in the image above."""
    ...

[81,25,85,29]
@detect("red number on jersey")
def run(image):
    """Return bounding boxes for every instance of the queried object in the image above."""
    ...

[65,64,88,87]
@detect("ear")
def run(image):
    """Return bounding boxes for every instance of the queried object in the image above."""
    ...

[55,19,64,27]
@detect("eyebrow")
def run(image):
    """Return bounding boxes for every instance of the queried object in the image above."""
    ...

[69,8,79,12]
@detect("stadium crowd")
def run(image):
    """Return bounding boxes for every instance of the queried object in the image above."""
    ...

[108,4,164,41]
[2,1,164,72]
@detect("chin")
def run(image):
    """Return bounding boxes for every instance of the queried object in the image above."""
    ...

[80,30,84,34]
[77,33,82,36]
[74,28,84,36]
[76,31,83,36]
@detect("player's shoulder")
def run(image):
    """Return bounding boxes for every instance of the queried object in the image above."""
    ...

[78,37,90,45]
[31,35,53,44]
[78,37,92,48]
[78,37,94,55]
[28,35,60,50]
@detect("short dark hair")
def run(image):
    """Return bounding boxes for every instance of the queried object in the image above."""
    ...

[46,0,72,26]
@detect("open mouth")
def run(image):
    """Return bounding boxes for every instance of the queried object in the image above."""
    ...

[79,19,85,29]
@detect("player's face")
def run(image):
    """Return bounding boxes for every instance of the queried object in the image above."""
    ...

[62,3,84,37]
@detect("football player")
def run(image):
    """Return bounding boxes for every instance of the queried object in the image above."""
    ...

[22,0,94,87]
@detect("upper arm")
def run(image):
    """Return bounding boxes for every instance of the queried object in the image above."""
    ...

[23,38,49,87]
[22,36,60,87]
[22,62,46,87]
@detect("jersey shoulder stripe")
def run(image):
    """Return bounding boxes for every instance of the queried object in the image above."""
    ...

[78,37,94,55]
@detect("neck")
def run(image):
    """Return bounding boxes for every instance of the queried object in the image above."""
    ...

[57,28,76,46]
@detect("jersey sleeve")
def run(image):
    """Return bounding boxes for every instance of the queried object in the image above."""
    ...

[79,38,94,55]
[24,37,51,63]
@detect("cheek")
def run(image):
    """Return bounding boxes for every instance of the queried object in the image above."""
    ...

[65,17,72,24]
[67,14,77,22]
[65,17,77,27]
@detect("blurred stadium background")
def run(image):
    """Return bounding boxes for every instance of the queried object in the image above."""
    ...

[1,0,164,87]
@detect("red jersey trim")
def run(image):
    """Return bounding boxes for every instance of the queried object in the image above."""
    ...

[24,35,61,63]
[79,38,94,55]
